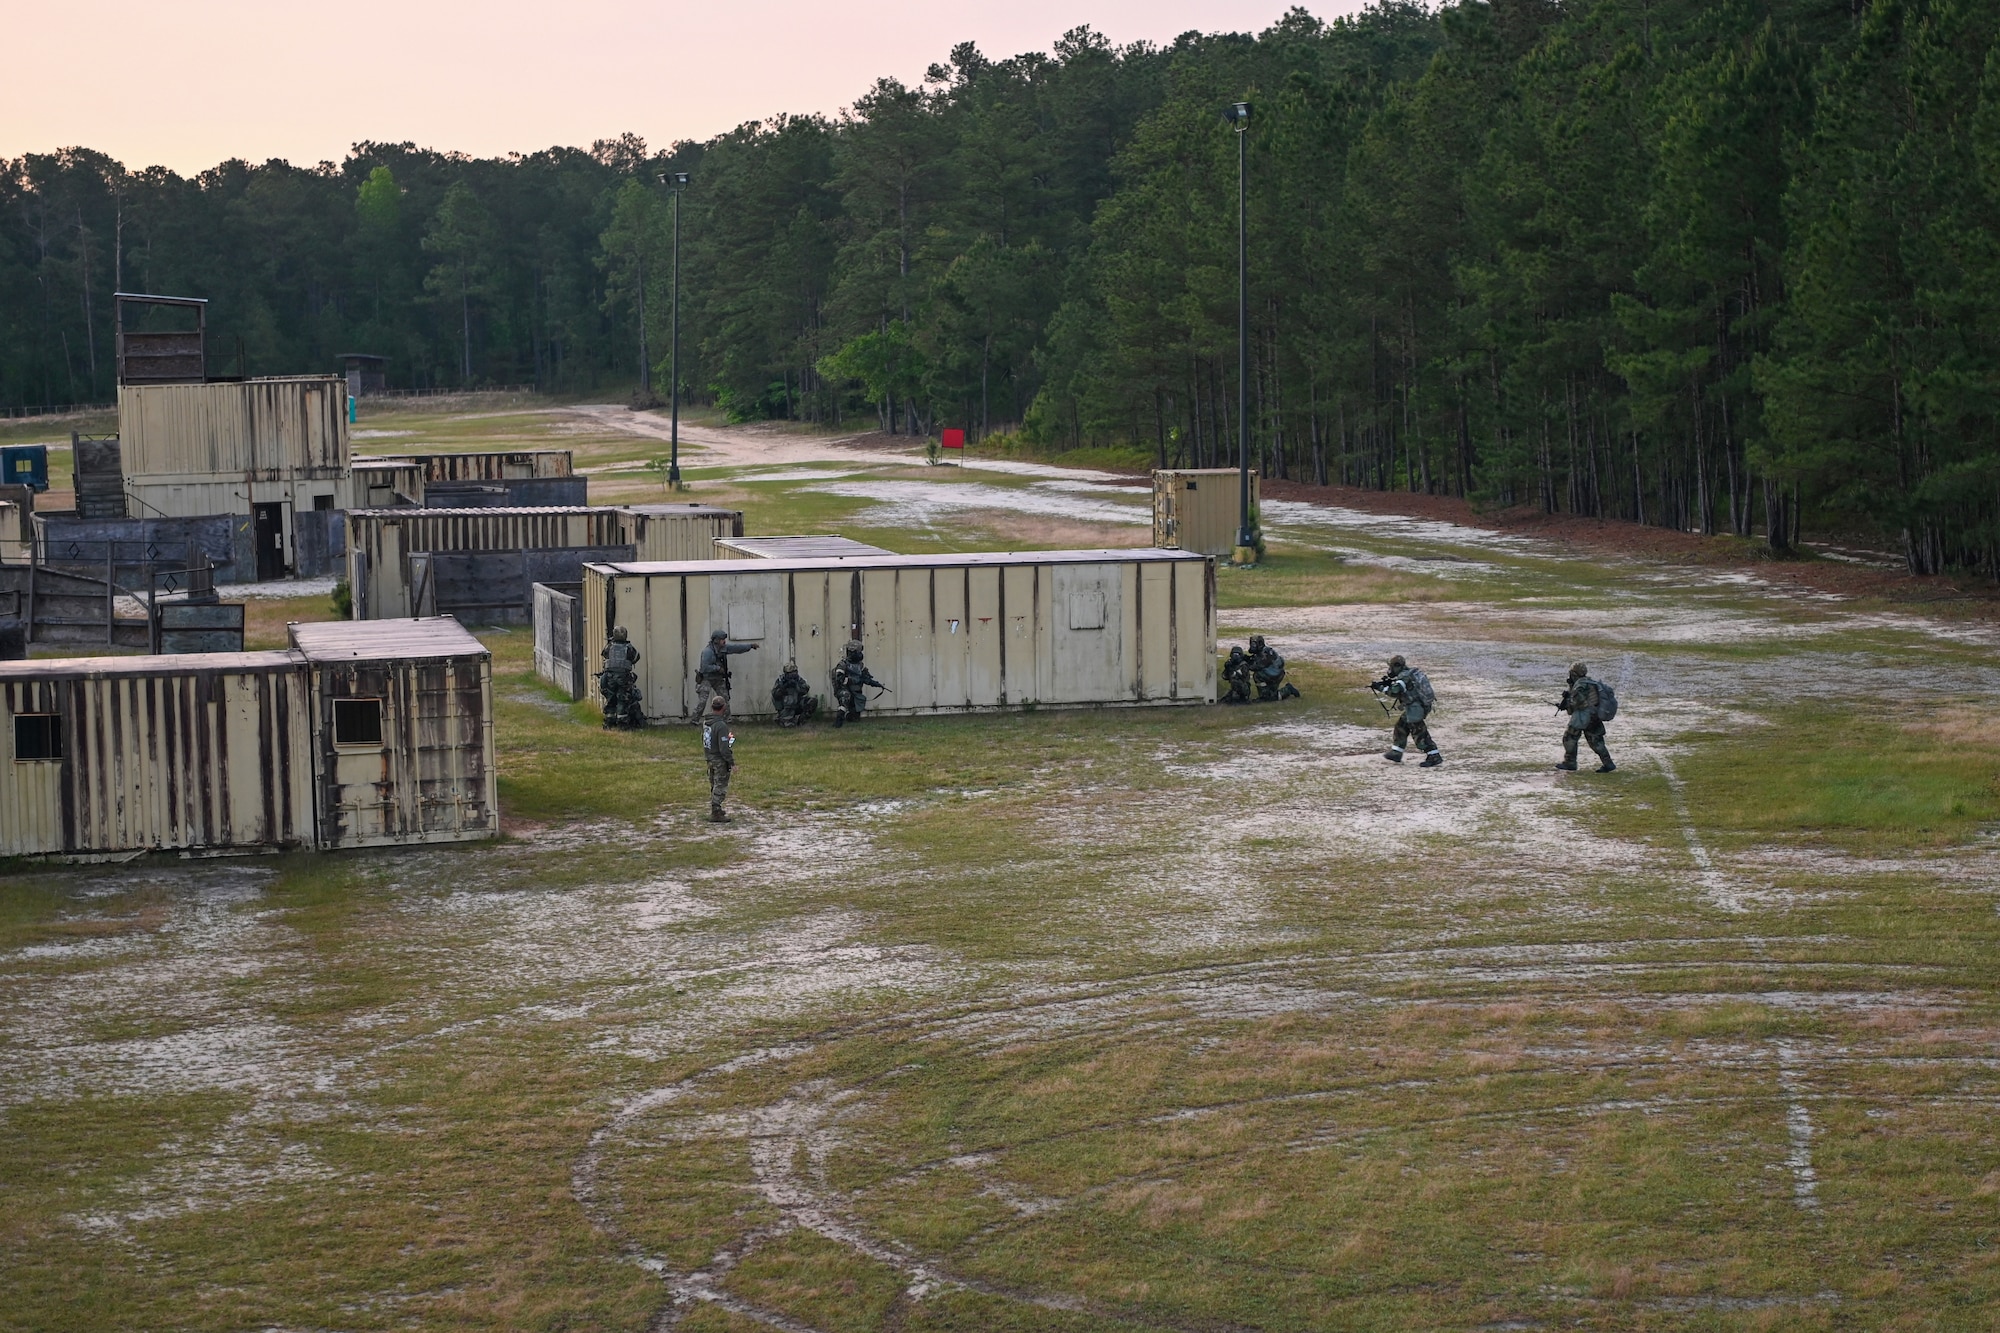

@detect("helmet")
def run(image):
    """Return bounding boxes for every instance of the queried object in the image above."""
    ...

[1388,654,1406,673]
[845,639,864,660]
[785,660,798,673]
[1569,661,1588,680]
[612,626,629,643]
[1250,635,1266,651]
[710,629,729,643]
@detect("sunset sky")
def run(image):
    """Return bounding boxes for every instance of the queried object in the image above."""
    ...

[7,0,1370,174]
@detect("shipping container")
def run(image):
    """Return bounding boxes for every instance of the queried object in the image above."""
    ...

[0,617,496,858]
[345,507,630,620]
[119,377,349,481]
[715,535,894,560]
[581,549,1215,723]
[1153,469,1260,557]
[619,504,745,561]
[291,619,497,850]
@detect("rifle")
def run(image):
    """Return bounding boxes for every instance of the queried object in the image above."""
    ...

[1553,690,1574,714]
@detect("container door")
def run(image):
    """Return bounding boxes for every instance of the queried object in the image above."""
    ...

[252,502,286,580]
[1051,564,1124,702]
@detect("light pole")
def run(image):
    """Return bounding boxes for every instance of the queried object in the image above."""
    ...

[1225,101,1253,559]
[664,170,690,484]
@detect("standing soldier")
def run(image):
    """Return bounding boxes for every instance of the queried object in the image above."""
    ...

[830,639,887,728]
[693,628,756,721]
[1369,654,1443,767]
[701,694,735,822]
[1556,661,1617,772]
[770,661,820,727]
[599,626,645,730]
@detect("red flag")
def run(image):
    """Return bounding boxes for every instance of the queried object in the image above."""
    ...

[941,428,966,449]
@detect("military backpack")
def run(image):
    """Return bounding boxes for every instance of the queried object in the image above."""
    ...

[1591,678,1619,721]
[1405,668,1437,708]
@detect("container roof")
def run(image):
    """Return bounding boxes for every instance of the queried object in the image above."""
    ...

[716,535,895,559]
[0,650,300,681]
[587,547,1208,578]
[288,617,488,662]
[622,503,744,518]
[344,505,602,519]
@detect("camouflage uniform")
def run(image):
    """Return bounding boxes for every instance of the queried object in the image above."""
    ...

[830,641,884,727]
[701,697,734,820]
[1221,646,1253,704]
[770,664,819,727]
[599,628,645,729]
[1374,655,1442,767]
[693,631,756,721]
[1248,635,1301,701]
[1558,662,1615,772]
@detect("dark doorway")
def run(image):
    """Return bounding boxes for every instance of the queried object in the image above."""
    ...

[253,503,286,581]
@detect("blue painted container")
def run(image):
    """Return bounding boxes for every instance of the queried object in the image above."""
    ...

[0,445,49,492]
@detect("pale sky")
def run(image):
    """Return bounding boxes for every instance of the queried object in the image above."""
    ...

[7,0,1371,174]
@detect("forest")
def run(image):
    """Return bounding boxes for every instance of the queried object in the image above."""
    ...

[4,0,1998,575]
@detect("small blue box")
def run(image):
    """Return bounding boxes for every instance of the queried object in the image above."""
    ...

[0,445,48,492]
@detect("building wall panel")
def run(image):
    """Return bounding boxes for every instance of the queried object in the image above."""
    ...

[1152,469,1259,558]
[119,378,348,481]
[582,550,1212,723]
[620,506,745,561]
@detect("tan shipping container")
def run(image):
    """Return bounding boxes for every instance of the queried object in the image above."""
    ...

[118,376,349,481]
[581,548,1215,723]
[0,617,492,857]
[715,535,893,560]
[1153,469,1259,557]
[345,507,630,619]
[619,504,745,560]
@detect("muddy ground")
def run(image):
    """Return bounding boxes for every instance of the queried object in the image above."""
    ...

[2,405,1997,1331]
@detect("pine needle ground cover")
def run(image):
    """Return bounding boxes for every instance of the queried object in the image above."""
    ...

[4,419,2000,1331]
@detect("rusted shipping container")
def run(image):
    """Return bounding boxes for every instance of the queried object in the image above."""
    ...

[291,619,497,850]
[346,507,629,619]
[1152,469,1259,558]
[0,618,495,858]
[619,504,745,561]
[715,535,894,560]
[581,549,1215,723]
[119,376,350,482]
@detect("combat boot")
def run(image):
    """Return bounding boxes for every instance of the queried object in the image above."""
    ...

[709,804,730,823]
[1596,758,1616,773]
[1420,751,1443,768]
[832,710,846,729]
[1554,760,1577,771]
[1383,748,1405,763]
[1279,683,1300,700]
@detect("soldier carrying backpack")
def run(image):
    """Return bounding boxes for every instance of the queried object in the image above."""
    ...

[1555,661,1617,773]
[1369,655,1443,767]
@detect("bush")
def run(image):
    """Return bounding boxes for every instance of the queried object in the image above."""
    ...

[330,578,353,619]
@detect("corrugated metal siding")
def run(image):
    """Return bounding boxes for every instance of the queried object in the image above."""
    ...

[1153,469,1259,558]
[310,652,496,849]
[0,662,312,856]
[716,535,894,560]
[346,508,626,620]
[620,506,745,561]
[118,378,349,480]
[582,549,1214,723]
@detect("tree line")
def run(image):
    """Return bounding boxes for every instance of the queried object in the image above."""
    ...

[4,1,1997,574]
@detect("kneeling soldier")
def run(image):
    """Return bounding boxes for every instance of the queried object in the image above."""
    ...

[702,695,735,822]
[1248,634,1301,702]
[771,661,819,727]
[1556,661,1616,773]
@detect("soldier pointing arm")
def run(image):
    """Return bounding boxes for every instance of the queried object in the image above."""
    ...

[693,628,756,721]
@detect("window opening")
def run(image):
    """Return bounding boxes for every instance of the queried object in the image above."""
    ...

[333,698,384,745]
[14,714,62,761]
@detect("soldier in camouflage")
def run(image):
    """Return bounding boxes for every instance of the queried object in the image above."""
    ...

[1248,635,1301,702]
[770,661,819,727]
[693,628,756,721]
[830,639,886,727]
[1556,661,1615,772]
[1371,654,1443,767]
[599,626,645,730]
[701,694,735,821]
[1221,645,1253,704]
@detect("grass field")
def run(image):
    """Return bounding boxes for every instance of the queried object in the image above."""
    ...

[4,401,1999,1331]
